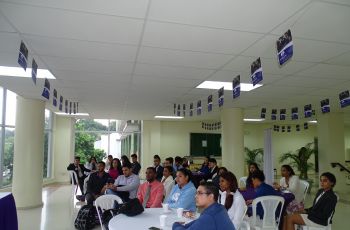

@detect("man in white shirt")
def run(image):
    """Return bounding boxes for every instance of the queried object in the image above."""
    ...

[104,162,140,202]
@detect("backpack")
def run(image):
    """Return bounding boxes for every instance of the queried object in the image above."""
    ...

[74,204,97,230]
[118,198,144,217]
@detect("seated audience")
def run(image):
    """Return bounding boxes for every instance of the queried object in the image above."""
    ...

[182,157,189,168]
[137,167,164,208]
[172,182,235,230]
[212,167,228,189]
[164,157,174,167]
[166,168,196,212]
[219,172,246,229]
[131,153,141,175]
[199,156,210,175]
[85,162,110,205]
[284,172,338,230]
[161,166,175,200]
[174,156,184,172]
[246,170,278,218]
[67,156,91,196]
[84,156,97,172]
[108,158,122,180]
[121,155,131,167]
[245,162,261,189]
[273,165,303,213]
[104,162,140,202]
[208,158,219,180]
[105,155,113,171]
[154,154,164,181]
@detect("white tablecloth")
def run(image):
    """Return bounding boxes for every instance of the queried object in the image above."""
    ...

[109,208,195,230]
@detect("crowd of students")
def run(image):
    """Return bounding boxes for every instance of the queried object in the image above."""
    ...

[67,155,338,230]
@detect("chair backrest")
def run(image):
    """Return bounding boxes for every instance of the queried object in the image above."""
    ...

[68,170,79,194]
[237,205,248,230]
[299,180,310,203]
[252,195,285,229]
[239,176,247,188]
[95,194,124,230]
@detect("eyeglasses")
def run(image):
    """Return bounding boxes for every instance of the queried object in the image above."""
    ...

[196,191,211,196]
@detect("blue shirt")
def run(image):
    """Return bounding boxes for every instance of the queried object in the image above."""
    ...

[172,203,235,230]
[166,181,196,212]
[254,182,278,218]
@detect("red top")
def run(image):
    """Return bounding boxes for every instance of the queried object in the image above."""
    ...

[108,168,119,179]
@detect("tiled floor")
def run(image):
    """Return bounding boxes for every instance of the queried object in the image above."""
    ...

[17,184,349,230]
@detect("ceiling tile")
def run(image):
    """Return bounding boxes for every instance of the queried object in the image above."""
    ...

[296,63,350,79]
[0,14,16,32]
[326,51,350,66]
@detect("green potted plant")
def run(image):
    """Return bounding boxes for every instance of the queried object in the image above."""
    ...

[244,147,264,168]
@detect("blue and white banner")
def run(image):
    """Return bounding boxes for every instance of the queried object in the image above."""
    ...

[208,95,213,112]
[53,89,57,107]
[304,104,312,118]
[232,75,240,99]
[281,126,285,132]
[251,57,263,86]
[183,104,186,117]
[190,103,193,117]
[177,104,181,116]
[291,107,298,120]
[287,126,291,132]
[73,102,76,114]
[76,102,79,113]
[174,104,176,115]
[41,78,50,100]
[339,90,350,108]
[304,122,308,130]
[296,124,300,131]
[69,102,72,114]
[197,100,202,116]
[65,100,68,113]
[321,98,330,113]
[261,108,266,119]
[18,41,28,71]
[59,96,63,111]
[277,29,293,65]
[271,109,277,120]
[218,87,224,107]
[31,59,37,85]
[280,109,286,120]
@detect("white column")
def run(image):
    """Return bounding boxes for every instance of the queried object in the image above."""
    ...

[263,129,274,185]
[12,97,45,209]
[141,120,161,176]
[53,116,75,183]
[317,113,349,192]
[221,108,245,177]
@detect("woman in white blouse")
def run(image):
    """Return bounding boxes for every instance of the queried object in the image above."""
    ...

[161,166,175,201]
[219,171,247,229]
[274,164,304,213]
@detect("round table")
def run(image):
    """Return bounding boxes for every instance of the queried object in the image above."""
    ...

[109,208,195,230]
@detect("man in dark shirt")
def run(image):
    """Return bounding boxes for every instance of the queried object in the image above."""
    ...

[67,156,91,195]
[85,161,110,205]
[154,155,163,181]
[131,153,141,175]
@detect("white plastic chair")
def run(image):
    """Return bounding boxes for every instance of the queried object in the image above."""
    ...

[299,212,333,230]
[68,170,79,195]
[95,194,123,230]
[239,176,247,188]
[238,205,250,230]
[299,180,310,203]
[250,195,285,230]
[83,174,91,194]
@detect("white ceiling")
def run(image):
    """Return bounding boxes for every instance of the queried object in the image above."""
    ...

[0,0,350,122]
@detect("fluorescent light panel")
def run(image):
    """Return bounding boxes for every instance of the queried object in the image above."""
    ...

[243,118,265,122]
[154,116,184,119]
[0,66,56,79]
[55,112,89,116]
[196,81,262,91]
[308,120,317,124]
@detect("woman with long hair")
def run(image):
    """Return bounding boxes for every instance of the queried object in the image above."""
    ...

[246,162,260,189]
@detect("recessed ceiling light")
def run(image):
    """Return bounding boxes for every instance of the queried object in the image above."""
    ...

[55,112,89,116]
[196,81,262,91]
[154,116,184,119]
[0,66,56,79]
[243,118,265,122]
[308,120,317,124]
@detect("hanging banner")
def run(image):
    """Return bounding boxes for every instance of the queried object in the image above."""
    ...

[218,87,224,107]
[280,109,286,120]
[304,104,312,118]
[271,109,277,120]
[173,104,176,115]
[177,104,181,116]
[261,108,266,119]
[304,122,308,130]
[65,100,68,113]
[321,98,330,113]
[59,96,63,111]
[281,126,285,132]
[207,95,213,112]
[69,102,72,114]
[182,104,186,117]
[73,102,76,114]
[339,90,350,108]
[41,78,50,100]
[291,107,298,120]
[296,124,300,131]
[232,75,240,99]
[18,41,28,71]
[197,100,202,115]
[31,59,38,85]
[53,89,57,107]
[277,29,293,65]
[287,126,291,132]
[190,103,193,117]
[251,57,263,86]
[76,102,79,113]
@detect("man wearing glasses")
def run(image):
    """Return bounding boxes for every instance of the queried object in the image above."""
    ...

[172,182,235,230]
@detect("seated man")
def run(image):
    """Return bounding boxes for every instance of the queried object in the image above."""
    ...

[131,153,141,175]
[104,162,140,202]
[67,156,91,199]
[85,161,110,205]
[172,182,235,230]
[137,167,164,208]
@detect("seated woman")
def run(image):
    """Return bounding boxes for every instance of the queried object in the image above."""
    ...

[108,158,122,180]
[84,156,97,172]
[284,172,338,230]
[199,156,210,175]
[165,168,196,212]
[245,163,261,190]
[212,167,228,189]
[161,166,175,200]
[273,165,303,213]
[219,171,247,229]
